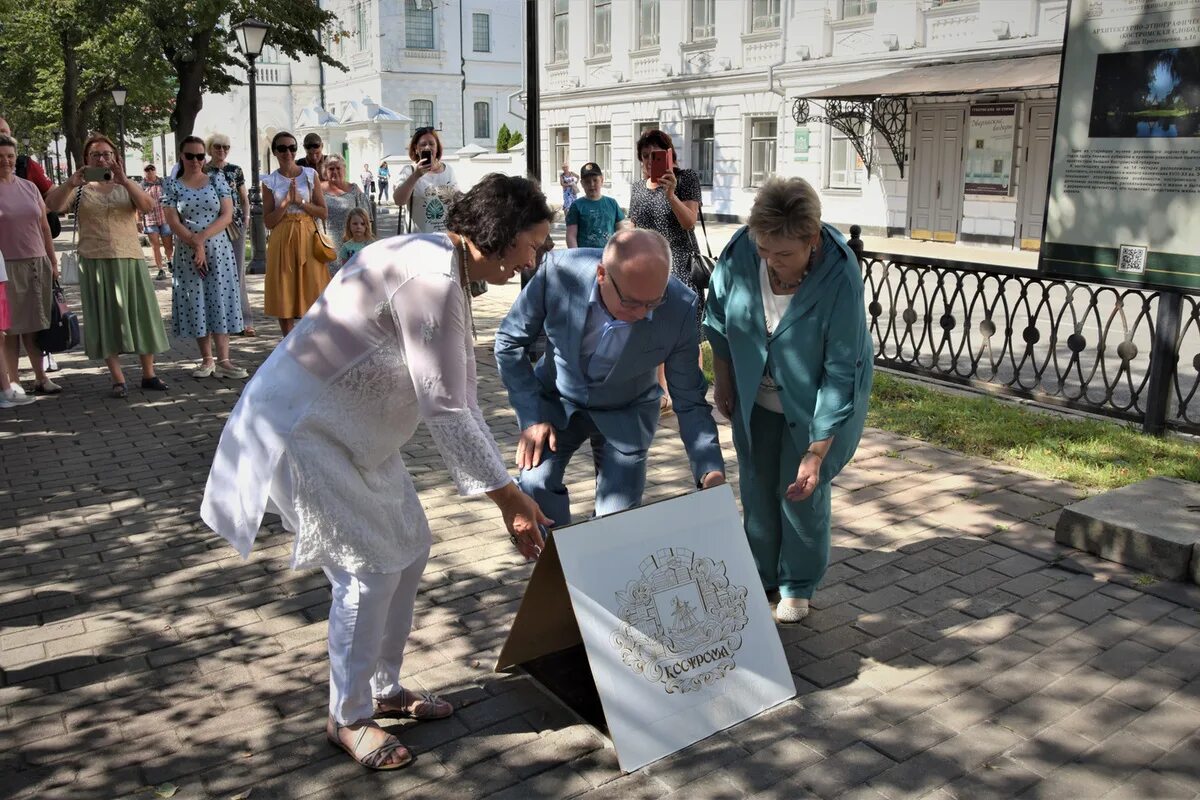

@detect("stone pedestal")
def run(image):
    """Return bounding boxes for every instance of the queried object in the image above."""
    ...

[1055,477,1200,584]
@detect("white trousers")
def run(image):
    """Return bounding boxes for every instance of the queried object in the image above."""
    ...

[324,548,429,725]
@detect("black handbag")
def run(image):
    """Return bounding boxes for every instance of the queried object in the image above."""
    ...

[689,202,716,293]
[35,281,81,354]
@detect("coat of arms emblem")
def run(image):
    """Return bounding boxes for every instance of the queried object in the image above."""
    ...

[611,547,749,694]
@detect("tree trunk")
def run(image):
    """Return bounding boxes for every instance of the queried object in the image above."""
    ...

[170,29,213,154]
[60,33,83,169]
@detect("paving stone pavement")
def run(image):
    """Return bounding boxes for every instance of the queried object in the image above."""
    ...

[2,258,1200,800]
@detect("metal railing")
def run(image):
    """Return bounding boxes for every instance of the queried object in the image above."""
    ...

[853,239,1199,435]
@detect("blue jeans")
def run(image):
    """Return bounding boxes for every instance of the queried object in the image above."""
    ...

[517,410,648,528]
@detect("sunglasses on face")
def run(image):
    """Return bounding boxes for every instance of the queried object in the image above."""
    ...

[414,126,435,136]
[211,144,230,151]
[275,144,298,153]
[182,152,206,161]
[607,270,666,311]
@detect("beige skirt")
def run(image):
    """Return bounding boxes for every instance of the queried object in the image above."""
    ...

[3,256,52,334]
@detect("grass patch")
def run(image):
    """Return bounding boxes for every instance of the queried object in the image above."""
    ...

[866,372,1199,490]
[699,342,1198,490]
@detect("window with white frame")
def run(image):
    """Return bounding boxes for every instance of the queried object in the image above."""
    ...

[842,0,877,18]
[405,0,434,49]
[592,124,611,175]
[553,128,570,170]
[592,0,611,55]
[690,0,715,40]
[748,117,777,187]
[409,99,434,129]
[751,0,781,31]
[553,0,569,62]
[691,119,714,187]
[472,13,490,52]
[473,102,491,139]
[637,0,660,48]
[827,122,865,189]
[355,4,368,50]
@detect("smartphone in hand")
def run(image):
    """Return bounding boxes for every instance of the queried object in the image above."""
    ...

[84,167,113,182]
[648,149,673,182]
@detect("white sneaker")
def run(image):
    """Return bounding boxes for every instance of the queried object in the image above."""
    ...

[192,361,216,378]
[0,386,35,408]
[774,599,810,625]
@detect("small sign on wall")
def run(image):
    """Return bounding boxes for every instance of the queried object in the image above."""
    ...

[496,485,795,773]
[965,103,1017,195]
[794,127,811,162]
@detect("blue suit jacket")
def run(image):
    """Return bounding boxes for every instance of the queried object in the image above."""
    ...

[494,248,724,483]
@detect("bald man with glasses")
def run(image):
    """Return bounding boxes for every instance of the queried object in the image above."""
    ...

[495,228,725,528]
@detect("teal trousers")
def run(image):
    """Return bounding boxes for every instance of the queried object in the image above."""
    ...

[731,403,832,600]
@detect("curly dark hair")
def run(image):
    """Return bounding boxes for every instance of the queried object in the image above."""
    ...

[446,173,552,257]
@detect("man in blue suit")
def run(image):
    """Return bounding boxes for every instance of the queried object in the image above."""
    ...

[495,229,725,527]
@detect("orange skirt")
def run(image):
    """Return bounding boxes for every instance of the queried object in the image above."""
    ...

[264,214,330,319]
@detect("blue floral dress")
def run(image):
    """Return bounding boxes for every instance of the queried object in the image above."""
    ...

[164,173,244,338]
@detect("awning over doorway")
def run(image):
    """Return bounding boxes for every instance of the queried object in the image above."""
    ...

[804,54,1062,100]
[792,54,1061,179]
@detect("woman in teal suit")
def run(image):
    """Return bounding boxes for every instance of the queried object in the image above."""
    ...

[704,177,873,624]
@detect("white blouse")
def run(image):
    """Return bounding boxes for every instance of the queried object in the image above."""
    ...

[261,167,318,214]
[201,234,512,572]
[756,258,794,414]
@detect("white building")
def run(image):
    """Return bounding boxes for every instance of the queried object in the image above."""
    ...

[538,0,1067,250]
[189,0,525,180]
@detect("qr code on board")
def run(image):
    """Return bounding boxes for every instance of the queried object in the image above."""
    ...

[1117,245,1147,274]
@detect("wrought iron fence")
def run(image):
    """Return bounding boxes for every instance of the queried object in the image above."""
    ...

[857,248,1200,435]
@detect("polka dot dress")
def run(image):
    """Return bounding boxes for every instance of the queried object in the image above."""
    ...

[164,173,244,338]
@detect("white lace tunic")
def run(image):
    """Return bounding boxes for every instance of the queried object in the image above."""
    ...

[201,234,512,573]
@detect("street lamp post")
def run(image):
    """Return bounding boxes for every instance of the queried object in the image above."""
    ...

[234,18,271,275]
[20,136,30,157]
[111,84,128,165]
[52,131,62,183]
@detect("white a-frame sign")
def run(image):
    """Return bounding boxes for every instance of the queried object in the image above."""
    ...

[496,484,795,772]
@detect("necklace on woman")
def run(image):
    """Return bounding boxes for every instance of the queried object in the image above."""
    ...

[769,267,804,291]
[457,235,477,340]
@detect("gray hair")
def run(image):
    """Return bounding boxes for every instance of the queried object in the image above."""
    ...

[748,177,822,241]
[206,133,231,151]
[0,134,16,150]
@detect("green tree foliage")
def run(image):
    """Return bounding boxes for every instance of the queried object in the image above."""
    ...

[0,0,344,169]
[508,130,524,149]
[496,122,511,153]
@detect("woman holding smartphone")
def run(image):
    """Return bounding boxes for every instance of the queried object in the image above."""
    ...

[261,130,328,335]
[628,128,703,411]
[392,127,456,233]
[45,134,169,398]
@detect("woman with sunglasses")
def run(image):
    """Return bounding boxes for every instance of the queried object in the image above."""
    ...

[392,127,456,234]
[262,131,329,335]
[163,136,247,380]
[45,134,169,398]
[202,174,555,771]
[205,133,255,336]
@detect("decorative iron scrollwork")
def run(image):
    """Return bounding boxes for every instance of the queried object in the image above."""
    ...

[792,95,909,178]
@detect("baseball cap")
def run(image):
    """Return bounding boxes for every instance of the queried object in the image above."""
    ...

[580,162,603,178]
[303,132,323,147]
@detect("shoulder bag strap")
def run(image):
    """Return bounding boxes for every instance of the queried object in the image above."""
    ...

[696,199,713,259]
[69,185,84,247]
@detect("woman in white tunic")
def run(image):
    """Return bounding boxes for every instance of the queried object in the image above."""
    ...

[202,174,554,770]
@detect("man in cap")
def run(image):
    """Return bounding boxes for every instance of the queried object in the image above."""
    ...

[566,161,630,249]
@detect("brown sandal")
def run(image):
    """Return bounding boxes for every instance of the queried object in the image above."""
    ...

[326,718,412,770]
[373,688,454,720]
